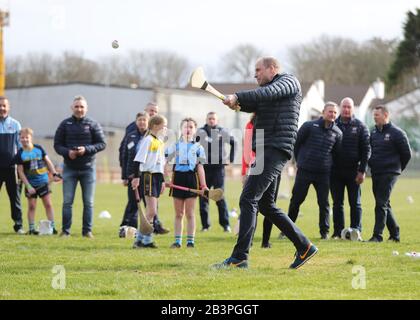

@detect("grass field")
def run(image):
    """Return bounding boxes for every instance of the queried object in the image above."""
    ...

[0,177,419,300]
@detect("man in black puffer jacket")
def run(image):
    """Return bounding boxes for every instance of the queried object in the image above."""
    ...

[330,97,371,239]
[368,105,411,243]
[214,57,318,270]
[196,112,235,233]
[118,112,149,235]
[54,96,106,238]
[288,102,342,240]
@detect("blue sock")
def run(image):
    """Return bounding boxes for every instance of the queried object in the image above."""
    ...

[50,220,55,229]
[175,235,182,246]
[143,234,153,245]
[187,235,194,245]
[136,231,144,242]
[29,222,35,231]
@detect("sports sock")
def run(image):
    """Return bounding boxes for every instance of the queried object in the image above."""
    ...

[187,235,194,245]
[143,234,153,245]
[136,231,144,242]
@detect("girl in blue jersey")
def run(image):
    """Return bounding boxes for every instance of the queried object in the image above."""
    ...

[165,118,208,248]
[15,128,62,234]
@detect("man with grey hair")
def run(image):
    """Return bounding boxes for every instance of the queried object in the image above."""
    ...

[216,56,318,269]
[287,102,342,240]
[330,97,370,239]
[54,96,106,238]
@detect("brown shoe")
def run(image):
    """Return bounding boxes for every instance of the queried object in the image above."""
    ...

[59,231,70,237]
[154,226,170,235]
[83,231,94,239]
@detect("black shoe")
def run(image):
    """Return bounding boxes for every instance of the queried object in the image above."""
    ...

[320,233,329,240]
[388,236,400,243]
[82,232,94,239]
[143,242,158,249]
[133,240,144,249]
[289,243,318,269]
[154,226,170,235]
[170,242,181,249]
[59,231,70,237]
[52,228,58,235]
[186,242,195,248]
[119,226,127,238]
[28,229,39,235]
[212,257,248,269]
[261,242,272,248]
[223,226,232,233]
[368,236,383,242]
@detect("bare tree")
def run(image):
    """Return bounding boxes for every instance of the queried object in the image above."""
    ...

[221,44,264,82]
[5,55,24,88]
[98,50,190,88]
[55,51,101,83]
[6,49,190,89]
[124,50,190,88]
[11,52,57,86]
[289,35,397,85]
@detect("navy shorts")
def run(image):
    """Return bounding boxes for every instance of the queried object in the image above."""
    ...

[141,172,164,198]
[170,171,199,199]
[25,183,51,199]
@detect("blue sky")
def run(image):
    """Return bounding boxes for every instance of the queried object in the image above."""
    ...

[3,0,419,74]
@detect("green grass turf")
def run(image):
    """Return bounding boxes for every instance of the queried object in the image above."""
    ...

[0,177,419,299]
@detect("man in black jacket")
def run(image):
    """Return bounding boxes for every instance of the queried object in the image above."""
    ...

[288,102,342,240]
[119,111,149,236]
[330,97,371,239]
[197,112,235,232]
[368,105,411,242]
[215,57,318,269]
[54,96,106,238]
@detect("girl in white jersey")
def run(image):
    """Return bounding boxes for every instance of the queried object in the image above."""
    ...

[131,115,167,248]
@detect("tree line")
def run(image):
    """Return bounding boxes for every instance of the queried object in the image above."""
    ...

[6,9,419,98]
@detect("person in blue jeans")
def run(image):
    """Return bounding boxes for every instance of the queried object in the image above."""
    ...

[54,96,106,238]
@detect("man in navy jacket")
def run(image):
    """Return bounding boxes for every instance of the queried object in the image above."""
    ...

[330,97,371,238]
[368,105,411,242]
[288,102,343,239]
[54,96,106,238]
[217,56,318,269]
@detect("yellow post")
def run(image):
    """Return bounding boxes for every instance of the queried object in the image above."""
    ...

[0,24,4,96]
[0,10,9,96]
